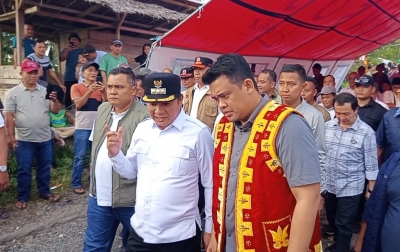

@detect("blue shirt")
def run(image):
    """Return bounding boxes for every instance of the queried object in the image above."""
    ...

[325,117,379,197]
[60,47,83,81]
[12,36,35,58]
[362,152,400,252]
[376,107,400,163]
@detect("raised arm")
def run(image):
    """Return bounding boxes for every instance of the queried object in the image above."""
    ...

[109,125,138,179]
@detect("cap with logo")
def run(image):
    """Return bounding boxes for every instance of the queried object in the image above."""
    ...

[192,57,213,69]
[180,67,194,78]
[82,44,96,55]
[21,60,40,72]
[142,73,181,103]
[318,86,337,96]
[111,39,123,46]
[81,62,99,72]
[355,75,374,86]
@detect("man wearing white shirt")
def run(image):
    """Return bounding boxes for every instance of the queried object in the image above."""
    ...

[183,56,217,222]
[107,73,213,252]
[83,67,149,252]
[340,72,357,96]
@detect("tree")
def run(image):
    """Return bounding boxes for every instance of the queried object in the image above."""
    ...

[1,32,14,65]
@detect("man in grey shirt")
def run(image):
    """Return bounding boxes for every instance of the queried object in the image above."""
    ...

[279,66,327,212]
[4,60,62,209]
[204,56,321,252]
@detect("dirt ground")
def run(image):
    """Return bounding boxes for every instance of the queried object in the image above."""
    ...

[0,190,355,252]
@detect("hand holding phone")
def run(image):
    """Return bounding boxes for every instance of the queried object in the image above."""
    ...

[96,76,103,83]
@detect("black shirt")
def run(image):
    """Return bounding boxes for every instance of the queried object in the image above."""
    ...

[357,99,387,131]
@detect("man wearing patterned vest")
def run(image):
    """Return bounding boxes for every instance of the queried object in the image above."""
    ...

[84,67,149,252]
[203,54,322,252]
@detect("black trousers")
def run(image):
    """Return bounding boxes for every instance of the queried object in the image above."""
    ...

[64,80,77,110]
[325,192,362,252]
[127,224,201,252]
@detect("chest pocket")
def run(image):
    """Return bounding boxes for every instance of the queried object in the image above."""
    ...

[204,98,218,117]
[167,146,190,176]
[133,141,151,166]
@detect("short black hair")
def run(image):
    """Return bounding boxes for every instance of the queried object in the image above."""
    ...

[202,53,257,90]
[259,69,277,82]
[24,21,33,26]
[280,64,307,83]
[358,66,366,70]
[334,93,358,111]
[324,75,335,82]
[34,39,46,46]
[109,67,136,86]
[312,63,322,70]
[136,75,145,87]
[305,76,317,90]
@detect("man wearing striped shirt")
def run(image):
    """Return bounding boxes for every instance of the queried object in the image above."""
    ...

[27,39,65,91]
[323,93,378,252]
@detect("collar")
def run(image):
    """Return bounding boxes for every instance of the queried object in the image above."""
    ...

[81,82,90,87]
[234,95,269,131]
[19,81,40,91]
[194,83,209,91]
[110,107,129,116]
[394,107,400,118]
[295,98,307,110]
[152,109,186,131]
[332,115,361,131]
[111,53,122,59]
[268,89,278,99]
[358,98,375,108]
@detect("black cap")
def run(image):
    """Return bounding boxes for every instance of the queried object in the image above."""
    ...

[111,39,123,46]
[392,77,400,85]
[180,67,194,78]
[82,44,96,55]
[82,62,99,72]
[142,73,181,103]
[192,57,213,69]
[355,75,374,86]
[68,33,81,42]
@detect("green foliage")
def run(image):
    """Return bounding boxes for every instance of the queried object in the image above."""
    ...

[1,32,14,65]
[0,145,90,206]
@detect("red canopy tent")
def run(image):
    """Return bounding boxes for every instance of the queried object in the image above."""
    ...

[149,0,400,85]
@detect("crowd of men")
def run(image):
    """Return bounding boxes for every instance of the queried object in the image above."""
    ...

[0,21,399,252]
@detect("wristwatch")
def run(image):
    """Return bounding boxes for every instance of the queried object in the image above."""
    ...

[320,190,328,198]
[0,165,7,172]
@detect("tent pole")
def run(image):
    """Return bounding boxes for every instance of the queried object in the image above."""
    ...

[272,57,281,71]
[307,60,315,76]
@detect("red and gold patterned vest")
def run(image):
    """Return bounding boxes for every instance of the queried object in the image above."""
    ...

[212,101,322,252]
